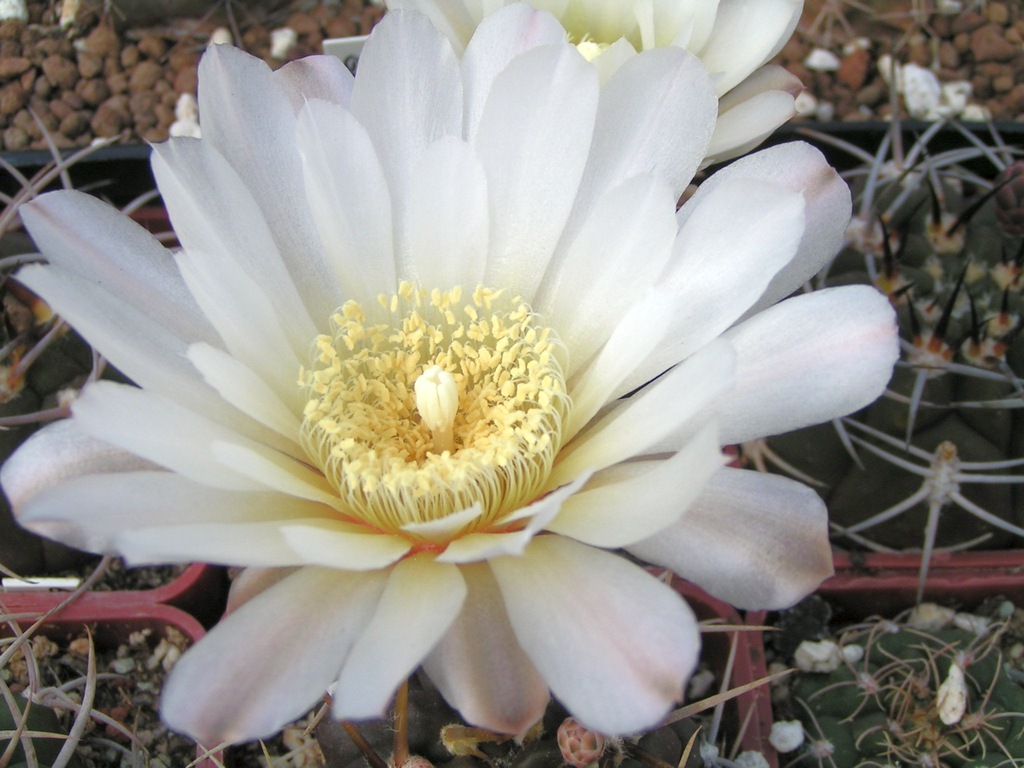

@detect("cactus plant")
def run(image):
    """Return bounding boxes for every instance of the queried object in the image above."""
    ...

[784,602,1024,767]
[753,116,1024,600]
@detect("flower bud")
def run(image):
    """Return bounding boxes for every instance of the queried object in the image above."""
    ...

[557,717,606,768]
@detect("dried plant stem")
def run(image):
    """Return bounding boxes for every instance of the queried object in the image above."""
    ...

[341,722,388,768]
[392,679,410,767]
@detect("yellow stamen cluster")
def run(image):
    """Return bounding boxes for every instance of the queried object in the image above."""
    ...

[299,282,570,537]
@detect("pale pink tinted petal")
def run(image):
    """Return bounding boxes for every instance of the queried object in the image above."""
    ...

[422,563,550,735]
[402,136,489,287]
[535,175,678,374]
[274,54,354,111]
[162,567,387,745]
[718,285,899,444]
[551,340,734,486]
[461,4,567,141]
[681,142,851,316]
[334,557,466,718]
[547,421,724,547]
[490,537,699,734]
[476,43,598,300]
[225,566,299,615]
[629,468,833,609]
[1,419,151,515]
[197,45,337,322]
[295,99,397,302]
[14,470,331,556]
[280,522,412,570]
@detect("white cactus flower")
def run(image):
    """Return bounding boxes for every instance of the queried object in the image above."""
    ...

[385,0,806,165]
[1,6,897,748]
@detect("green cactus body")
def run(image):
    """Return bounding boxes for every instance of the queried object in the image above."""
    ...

[760,130,1024,560]
[791,620,1024,767]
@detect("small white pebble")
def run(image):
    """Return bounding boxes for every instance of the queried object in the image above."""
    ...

[699,741,720,763]
[161,643,182,672]
[936,0,962,12]
[953,611,990,635]
[794,91,818,116]
[907,602,955,631]
[270,26,299,59]
[169,93,201,138]
[937,80,972,118]
[110,657,136,675]
[794,639,843,673]
[769,721,805,754]
[936,662,967,725]
[841,643,865,664]
[842,37,871,55]
[735,751,769,768]
[961,103,991,122]
[56,387,79,409]
[804,48,840,72]
[814,100,836,122]
[0,0,27,22]
[876,54,899,88]
[902,63,942,119]
[687,668,716,699]
[209,27,233,46]
[1009,642,1024,661]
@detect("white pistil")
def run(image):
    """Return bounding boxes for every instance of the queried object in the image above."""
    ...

[415,365,458,455]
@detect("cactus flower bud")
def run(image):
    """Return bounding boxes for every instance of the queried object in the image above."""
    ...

[557,717,606,768]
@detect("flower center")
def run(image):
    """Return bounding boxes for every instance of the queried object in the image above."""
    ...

[299,283,570,535]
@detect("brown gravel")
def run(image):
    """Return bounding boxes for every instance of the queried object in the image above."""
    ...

[0,0,385,151]
[772,0,1024,123]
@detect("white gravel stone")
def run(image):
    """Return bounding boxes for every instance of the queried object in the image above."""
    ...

[794,639,843,673]
[0,0,27,22]
[769,720,805,753]
[804,48,841,72]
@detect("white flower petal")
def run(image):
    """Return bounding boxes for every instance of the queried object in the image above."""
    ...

[616,177,805,398]
[705,89,795,166]
[295,98,397,302]
[698,0,802,95]
[175,247,303,399]
[629,467,833,609]
[475,42,598,300]
[570,46,716,231]
[187,343,303,442]
[423,563,550,735]
[20,192,213,345]
[437,473,590,564]
[402,504,483,543]
[552,339,734,485]
[71,382,263,491]
[547,421,724,547]
[491,536,699,734]
[536,175,678,373]
[718,285,899,443]
[280,522,412,569]
[333,557,466,718]
[162,567,387,745]
[350,9,463,249]
[15,470,331,556]
[1,419,151,515]
[151,139,317,353]
[211,442,340,507]
[402,136,489,287]
[197,45,337,322]
[564,288,677,437]
[681,142,852,316]
[274,54,355,111]
[461,4,568,141]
